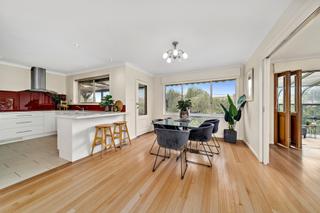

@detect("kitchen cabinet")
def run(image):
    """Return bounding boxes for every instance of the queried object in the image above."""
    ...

[0,111,57,144]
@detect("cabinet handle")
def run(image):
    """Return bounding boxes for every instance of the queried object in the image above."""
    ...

[16,121,32,124]
[16,130,32,134]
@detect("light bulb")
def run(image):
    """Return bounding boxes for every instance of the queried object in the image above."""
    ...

[166,58,172,63]
[182,52,188,59]
[162,52,168,59]
[173,49,178,56]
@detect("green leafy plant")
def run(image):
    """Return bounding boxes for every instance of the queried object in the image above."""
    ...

[220,95,247,130]
[177,99,192,111]
[99,95,114,107]
[51,94,61,106]
[306,120,311,126]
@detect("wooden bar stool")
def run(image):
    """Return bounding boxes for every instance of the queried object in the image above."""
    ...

[113,121,131,148]
[91,124,116,157]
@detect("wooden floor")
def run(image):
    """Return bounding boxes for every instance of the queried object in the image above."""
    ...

[1,133,320,213]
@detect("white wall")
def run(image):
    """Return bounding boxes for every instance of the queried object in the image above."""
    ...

[0,63,66,94]
[66,63,154,139]
[124,64,154,138]
[153,65,244,139]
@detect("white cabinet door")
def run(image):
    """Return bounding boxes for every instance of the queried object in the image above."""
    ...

[44,112,57,133]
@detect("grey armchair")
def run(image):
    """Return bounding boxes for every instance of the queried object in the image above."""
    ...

[153,128,190,179]
[188,123,214,167]
[149,119,179,157]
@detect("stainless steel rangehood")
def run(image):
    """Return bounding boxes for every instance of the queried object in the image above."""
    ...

[26,67,57,93]
[31,67,46,91]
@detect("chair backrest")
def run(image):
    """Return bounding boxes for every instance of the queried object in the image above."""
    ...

[152,119,165,131]
[155,128,190,150]
[189,123,214,142]
[204,119,219,134]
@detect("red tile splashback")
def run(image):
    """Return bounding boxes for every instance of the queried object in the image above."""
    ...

[0,90,66,111]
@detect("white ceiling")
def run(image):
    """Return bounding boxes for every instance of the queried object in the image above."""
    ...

[0,0,292,74]
[273,13,320,61]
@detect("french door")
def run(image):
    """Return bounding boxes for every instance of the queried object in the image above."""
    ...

[274,70,302,149]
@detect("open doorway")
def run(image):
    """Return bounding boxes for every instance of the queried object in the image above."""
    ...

[269,10,320,160]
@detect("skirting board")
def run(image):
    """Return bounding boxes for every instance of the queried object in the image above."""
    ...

[241,139,261,162]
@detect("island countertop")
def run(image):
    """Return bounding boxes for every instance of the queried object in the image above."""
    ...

[56,111,126,119]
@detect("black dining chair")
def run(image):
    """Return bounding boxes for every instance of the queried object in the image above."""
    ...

[153,128,189,179]
[188,123,214,167]
[203,119,221,154]
[149,119,179,157]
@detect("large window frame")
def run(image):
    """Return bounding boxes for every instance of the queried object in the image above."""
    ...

[77,75,110,103]
[163,78,237,116]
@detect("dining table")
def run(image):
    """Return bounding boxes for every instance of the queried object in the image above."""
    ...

[153,117,217,160]
[153,117,212,129]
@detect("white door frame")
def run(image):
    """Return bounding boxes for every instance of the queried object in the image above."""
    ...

[261,58,271,164]
[135,80,149,137]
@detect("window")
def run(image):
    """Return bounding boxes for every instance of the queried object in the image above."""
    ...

[165,79,236,115]
[78,76,110,103]
[138,83,147,115]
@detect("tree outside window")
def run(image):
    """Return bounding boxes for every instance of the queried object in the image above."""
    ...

[165,79,236,115]
[78,76,110,103]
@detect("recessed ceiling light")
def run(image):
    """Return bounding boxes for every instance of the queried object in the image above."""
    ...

[73,42,80,48]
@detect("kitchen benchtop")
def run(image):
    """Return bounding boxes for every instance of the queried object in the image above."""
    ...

[55,111,126,119]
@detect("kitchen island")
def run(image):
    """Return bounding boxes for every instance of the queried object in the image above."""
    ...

[56,111,126,162]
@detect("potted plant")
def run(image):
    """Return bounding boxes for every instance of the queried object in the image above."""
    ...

[51,94,61,110]
[100,95,114,111]
[177,99,192,119]
[220,95,246,143]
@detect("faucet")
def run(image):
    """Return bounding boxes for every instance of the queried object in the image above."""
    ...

[75,106,85,111]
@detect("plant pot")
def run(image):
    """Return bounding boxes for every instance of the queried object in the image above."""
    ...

[180,110,189,119]
[105,105,113,111]
[224,129,237,143]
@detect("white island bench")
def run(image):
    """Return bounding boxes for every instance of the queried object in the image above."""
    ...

[56,111,126,162]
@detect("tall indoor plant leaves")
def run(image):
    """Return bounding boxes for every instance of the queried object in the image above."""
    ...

[220,94,247,130]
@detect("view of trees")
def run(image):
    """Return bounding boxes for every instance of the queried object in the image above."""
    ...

[302,86,320,125]
[165,80,236,115]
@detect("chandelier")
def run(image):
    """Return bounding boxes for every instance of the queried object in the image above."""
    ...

[162,41,188,63]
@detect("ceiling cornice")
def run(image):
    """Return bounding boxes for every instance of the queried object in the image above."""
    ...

[0,60,67,76]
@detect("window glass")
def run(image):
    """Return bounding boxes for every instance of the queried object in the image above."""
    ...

[183,82,211,114]
[78,77,110,103]
[165,85,182,113]
[212,80,236,114]
[291,75,296,112]
[278,76,284,112]
[164,79,236,115]
[138,84,147,115]
[79,80,94,102]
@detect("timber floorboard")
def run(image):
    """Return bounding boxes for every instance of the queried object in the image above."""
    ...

[1,133,320,213]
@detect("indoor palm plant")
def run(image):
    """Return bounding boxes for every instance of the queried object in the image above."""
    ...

[177,99,192,119]
[100,95,114,111]
[220,94,246,143]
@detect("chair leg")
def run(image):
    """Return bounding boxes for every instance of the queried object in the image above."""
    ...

[149,137,157,154]
[109,127,117,152]
[211,137,220,154]
[201,142,212,167]
[91,128,99,155]
[214,135,221,148]
[180,148,188,179]
[152,146,165,172]
[125,123,131,144]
